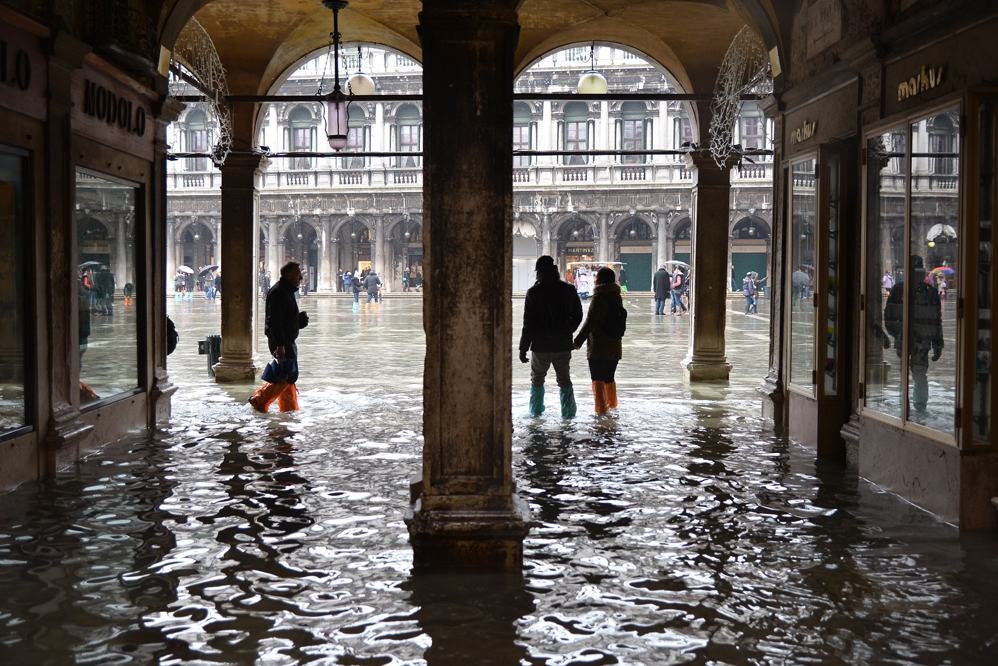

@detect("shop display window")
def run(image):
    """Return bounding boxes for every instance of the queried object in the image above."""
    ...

[789,157,817,389]
[0,150,29,434]
[75,169,141,405]
[973,101,994,442]
[864,108,961,435]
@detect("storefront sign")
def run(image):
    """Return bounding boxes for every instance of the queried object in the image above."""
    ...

[82,78,146,137]
[791,119,817,145]
[0,20,46,120]
[0,38,31,90]
[896,65,945,102]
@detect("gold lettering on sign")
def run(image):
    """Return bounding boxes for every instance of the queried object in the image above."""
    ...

[791,119,817,145]
[897,65,945,102]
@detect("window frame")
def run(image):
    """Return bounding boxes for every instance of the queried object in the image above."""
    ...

[786,152,819,398]
[859,97,966,446]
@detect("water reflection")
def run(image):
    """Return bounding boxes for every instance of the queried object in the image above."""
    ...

[0,299,994,663]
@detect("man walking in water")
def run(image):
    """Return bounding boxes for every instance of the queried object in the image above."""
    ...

[249,262,310,412]
[519,255,583,418]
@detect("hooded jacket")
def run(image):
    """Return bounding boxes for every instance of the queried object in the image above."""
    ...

[519,273,583,354]
[574,282,623,360]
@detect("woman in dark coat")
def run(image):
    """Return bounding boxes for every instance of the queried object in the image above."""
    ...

[573,267,623,414]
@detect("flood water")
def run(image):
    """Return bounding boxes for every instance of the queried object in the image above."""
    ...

[0,296,995,664]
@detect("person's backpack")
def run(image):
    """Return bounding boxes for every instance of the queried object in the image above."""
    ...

[166,316,179,355]
[602,300,627,340]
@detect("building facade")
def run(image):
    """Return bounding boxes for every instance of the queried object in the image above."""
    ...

[166,45,775,294]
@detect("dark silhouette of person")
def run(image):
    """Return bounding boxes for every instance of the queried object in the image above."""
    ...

[884,255,943,413]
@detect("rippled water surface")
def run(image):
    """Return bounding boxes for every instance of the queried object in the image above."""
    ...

[1,297,996,664]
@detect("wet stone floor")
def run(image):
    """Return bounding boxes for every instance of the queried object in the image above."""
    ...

[1,296,996,664]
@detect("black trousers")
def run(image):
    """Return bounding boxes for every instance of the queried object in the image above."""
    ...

[588,359,619,382]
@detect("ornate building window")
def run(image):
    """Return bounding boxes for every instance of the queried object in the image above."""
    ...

[563,102,590,165]
[618,101,649,164]
[287,106,316,170]
[395,104,422,168]
[185,109,209,172]
[738,103,765,150]
[513,102,533,167]
[344,105,368,169]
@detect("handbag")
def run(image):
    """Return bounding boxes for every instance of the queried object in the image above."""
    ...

[261,357,299,383]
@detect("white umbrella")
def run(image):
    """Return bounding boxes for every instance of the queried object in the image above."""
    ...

[176,265,195,274]
[663,260,690,270]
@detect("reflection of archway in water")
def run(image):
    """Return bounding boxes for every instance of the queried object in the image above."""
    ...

[282,221,319,291]
[556,217,596,272]
[179,220,216,271]
[614,216,654,291]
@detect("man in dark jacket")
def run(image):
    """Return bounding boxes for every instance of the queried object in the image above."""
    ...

[249,262,310,412]
[884,255,943,413]
[364,270,382,303]
[652,266,671,315]
[519,255,584,418]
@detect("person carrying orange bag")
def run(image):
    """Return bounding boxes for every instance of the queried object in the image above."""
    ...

[249,262,309,412]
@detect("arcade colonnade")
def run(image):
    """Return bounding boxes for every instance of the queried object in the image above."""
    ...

[0,0,997,572]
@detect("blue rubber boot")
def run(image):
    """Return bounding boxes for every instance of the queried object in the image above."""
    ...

[560,386,577,419]
[528,384,545,416]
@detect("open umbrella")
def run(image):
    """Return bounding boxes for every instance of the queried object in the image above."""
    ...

[176,265,194,274]
[663,260,690,270]
[199,264,220,277]
[931,266,955,277]
[79,260,103,269]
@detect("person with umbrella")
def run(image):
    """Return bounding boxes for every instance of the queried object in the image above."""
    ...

[200,265,219,300]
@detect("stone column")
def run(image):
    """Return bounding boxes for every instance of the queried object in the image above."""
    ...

[267,219,280,279]
[374,216,387,281]
[683,154,734,381]
[165,220,176,293]
[214,153,262,382]
[407,0,528,571]
[598,213,610,263]
[540,213,552,257]
[320,218,334,292]
[656,211,668,269]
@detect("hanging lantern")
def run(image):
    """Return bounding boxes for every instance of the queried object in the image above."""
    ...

[577,42,608,94]
[325,97,349,150]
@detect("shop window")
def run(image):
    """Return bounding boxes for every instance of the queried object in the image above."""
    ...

[864,109,961,435]
[75,169,140,405]
[563,102,589,165]
[972,100,994,442]
[396,104,421,168]
[789,158,817,389]
[0,150,30,434]
[288,106,315,170]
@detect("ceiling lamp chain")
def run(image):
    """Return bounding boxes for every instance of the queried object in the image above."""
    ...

[322,0,351,151]
[576,41,608,95]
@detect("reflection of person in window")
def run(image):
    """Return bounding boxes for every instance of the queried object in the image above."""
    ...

[884,255,943,413]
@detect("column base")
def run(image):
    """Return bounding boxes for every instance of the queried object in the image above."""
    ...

[213,356,257,382]
[45,402,93,475]
[406,493,530,572]
[150,369,178,423]
[839,414,861,471]
[682,356,731,382]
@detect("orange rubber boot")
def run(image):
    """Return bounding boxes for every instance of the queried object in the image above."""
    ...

[605,382,618,409]
[249,382,287,412]
[592,381,609,414]
[277,383,299,412]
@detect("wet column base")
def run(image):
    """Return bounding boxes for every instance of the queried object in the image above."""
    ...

[406,494,530,572]
[682,356,732,382]
[212,356,258,382]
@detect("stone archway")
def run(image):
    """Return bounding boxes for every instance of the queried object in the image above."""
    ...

[613,215,655,291]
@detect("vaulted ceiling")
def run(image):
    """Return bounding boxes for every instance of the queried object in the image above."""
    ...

[161,0,783,96]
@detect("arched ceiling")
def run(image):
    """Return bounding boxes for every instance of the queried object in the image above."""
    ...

[164,0,780,96]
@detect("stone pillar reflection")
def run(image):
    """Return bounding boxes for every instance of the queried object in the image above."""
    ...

[267,219,280,280]
[115,215,128,293]
[320,218,333,292]
[374,216,387,281]
[407,0,528,571]
[683,154,733,381]
[214,153,262,382]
